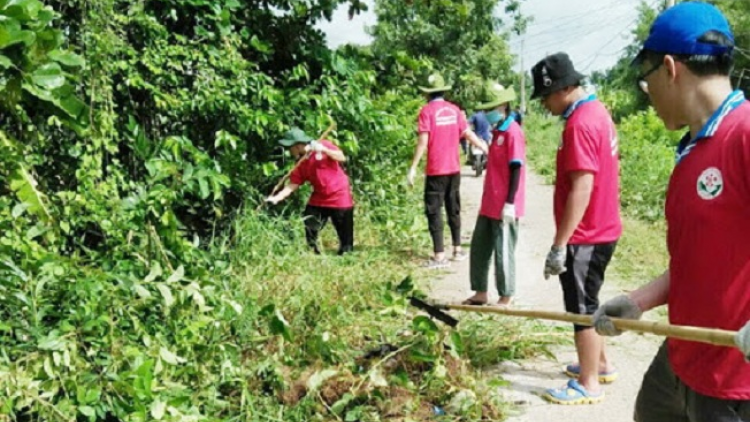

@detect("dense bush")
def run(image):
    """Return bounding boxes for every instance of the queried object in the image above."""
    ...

[0,0,533,420]
[617,107,682,221]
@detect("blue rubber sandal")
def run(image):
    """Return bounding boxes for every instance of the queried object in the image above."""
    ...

[543,379,605,405]
[564,363,619,384]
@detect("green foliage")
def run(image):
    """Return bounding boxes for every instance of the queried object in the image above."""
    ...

[590,1,659,121]
[0,0,539,419]
[617,107,682,221]
[369,0,520,108]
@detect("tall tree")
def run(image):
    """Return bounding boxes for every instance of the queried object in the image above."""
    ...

[368,0,524,108]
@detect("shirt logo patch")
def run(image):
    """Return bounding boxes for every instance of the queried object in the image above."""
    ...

[696,167,723,200]
[435,107,458,126]
[496,135,505,146]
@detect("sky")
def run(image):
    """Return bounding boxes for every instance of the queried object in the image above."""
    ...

[316,0,659,74]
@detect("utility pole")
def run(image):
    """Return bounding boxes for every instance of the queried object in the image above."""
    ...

[519,39,526,114]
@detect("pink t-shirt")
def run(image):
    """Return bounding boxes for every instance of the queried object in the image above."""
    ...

[665,100,750,400]
[480,120,526,219]
[289,140,354,208]
[554,99,622,244]
[417,99,468,176]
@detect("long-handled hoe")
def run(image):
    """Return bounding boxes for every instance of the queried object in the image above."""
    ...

[409,297,737,347]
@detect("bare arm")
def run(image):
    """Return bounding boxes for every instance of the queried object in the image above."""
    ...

[553,171,594,247]
[321,144,346,162]
[463,129,488,154]
[410,132,429,171]
[268,183,300,203]
[630,270,670,312]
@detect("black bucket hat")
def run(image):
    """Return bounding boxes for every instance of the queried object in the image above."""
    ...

[530,52,585,99]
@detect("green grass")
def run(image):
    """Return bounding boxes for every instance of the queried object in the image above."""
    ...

[224,195,567,421]
[220,110,677,419]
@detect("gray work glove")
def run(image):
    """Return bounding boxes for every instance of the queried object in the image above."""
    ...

[543,245,566,280]
[593,295,643,336]
[735,320,750,362]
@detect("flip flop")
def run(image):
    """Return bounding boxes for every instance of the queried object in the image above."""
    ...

[564,363,619,384]
[461,298,487,306]
[543,379,604,405]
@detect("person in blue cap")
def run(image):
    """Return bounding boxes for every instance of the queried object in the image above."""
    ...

[592,2,750,420]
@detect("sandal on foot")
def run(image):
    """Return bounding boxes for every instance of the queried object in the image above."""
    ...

[543,379,604,405]
[422,259,450,269]
[564,364,619,384]
[461,298,487,306]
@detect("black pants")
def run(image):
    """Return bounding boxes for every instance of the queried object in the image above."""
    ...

[424,174,461,253]
[303,205,354,255]
[559,241,617,332]
[635,342,750,422]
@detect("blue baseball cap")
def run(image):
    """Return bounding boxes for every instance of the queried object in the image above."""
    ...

[633,2,734,65]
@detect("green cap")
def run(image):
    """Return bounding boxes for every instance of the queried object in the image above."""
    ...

[418,73,452,94]
[278,127,313,147]
[475,82,517,110]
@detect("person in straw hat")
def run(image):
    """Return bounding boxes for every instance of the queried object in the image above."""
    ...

[461,81,526,307]
[408,73,488,269]
[267,127,354,255]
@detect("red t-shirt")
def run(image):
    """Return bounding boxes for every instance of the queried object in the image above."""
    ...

[554,99,622,244]
[289,140,353,208]
[417,99,468,176]
[665,100,750,400]
[480,120,527,219]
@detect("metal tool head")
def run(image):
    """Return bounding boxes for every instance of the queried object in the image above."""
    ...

[409,297,459,328]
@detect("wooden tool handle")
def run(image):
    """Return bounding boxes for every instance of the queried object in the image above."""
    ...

[447,304,737,348]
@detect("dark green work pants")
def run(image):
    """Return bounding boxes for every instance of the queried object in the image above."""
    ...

[469,215,518,297]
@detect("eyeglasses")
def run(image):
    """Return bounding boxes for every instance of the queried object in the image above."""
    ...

[637,62,663,94]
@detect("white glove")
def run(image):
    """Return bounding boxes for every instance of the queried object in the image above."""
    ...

[592,295,644,336]
[266,195,280,205]
[502,203,516,224]
[305,140,325,153]
[407,168,416,187]
[735,320,750,361]
[543,245,566,280]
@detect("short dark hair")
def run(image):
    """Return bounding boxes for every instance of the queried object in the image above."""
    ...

[642,30,734,77]
[428,92,444,100]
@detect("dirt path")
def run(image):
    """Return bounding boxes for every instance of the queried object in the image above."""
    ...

[427,166,660,421]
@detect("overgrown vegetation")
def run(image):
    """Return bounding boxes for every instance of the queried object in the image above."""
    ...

[0,0,556,420]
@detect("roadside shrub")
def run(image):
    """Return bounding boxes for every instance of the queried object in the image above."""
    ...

[618,107,682,221]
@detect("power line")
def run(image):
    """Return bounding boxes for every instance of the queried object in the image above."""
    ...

[520,11,636,58]
[518,0,624,32]
[577,0,662,73]
[517,0,662,73]
[579,17,641,73]
[509,1,631,46]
